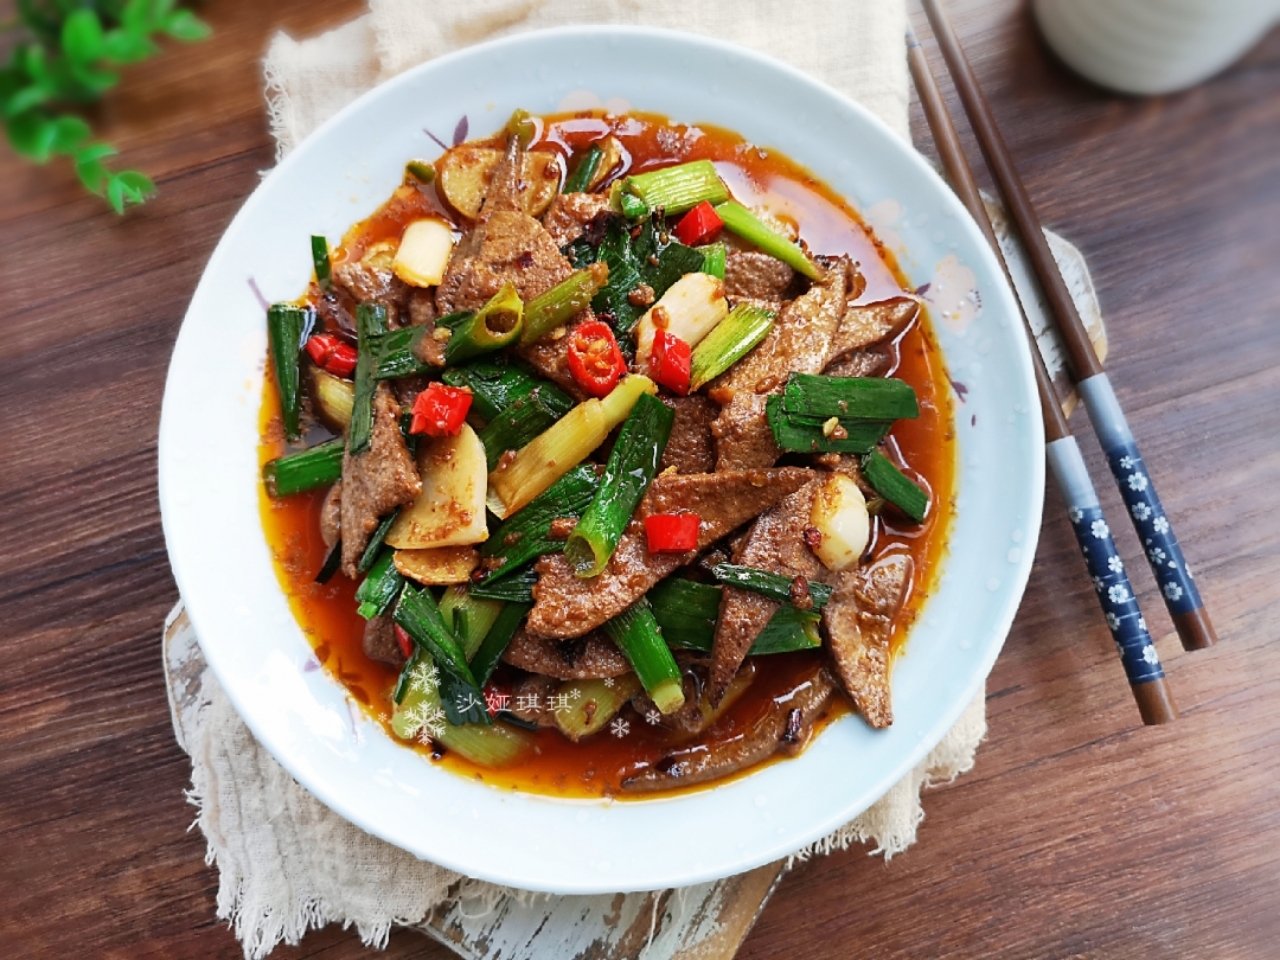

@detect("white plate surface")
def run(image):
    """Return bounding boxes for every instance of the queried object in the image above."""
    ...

[159,25,1043,894]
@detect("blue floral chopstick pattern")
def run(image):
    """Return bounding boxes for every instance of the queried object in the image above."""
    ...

[1078,375,1202,617]
[1047,436,1165,685]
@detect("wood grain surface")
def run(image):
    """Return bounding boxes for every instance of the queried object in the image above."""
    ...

[1,1,1277,957]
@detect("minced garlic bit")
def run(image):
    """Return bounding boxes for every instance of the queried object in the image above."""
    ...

[822,416,841,438]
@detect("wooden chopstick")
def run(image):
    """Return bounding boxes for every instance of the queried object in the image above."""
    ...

[918,0,1216,653]
[906,28,1177,724]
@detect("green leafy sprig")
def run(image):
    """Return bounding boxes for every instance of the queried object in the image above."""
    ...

[2,0,211,212]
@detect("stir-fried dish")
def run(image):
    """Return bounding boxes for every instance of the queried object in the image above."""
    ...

[258,110,955,797]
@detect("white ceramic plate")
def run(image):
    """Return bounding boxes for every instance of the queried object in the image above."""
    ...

[159,25,1043,894]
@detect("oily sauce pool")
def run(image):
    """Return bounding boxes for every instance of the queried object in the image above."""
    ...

[258,113,956,799]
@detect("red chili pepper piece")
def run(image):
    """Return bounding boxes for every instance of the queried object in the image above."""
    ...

[326,343,358,378]
[394,624,414,660]
[644,512,701,553]
[566,320,627,399]
[649,329,691,396]
[304,333,358,378]
[410,382,473,437]
[673,201,724,246]
[305,332,339,367]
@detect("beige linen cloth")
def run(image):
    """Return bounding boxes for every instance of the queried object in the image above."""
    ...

[180,1,988,956]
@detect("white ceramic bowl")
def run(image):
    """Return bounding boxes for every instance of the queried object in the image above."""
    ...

[159,26,1043,894]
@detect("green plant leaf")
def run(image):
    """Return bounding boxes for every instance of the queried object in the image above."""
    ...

[20,44,51,86]
[122,0,153,33]
[4,85,52,119]
[68,62,120,95]
[164,9,211,42]
[102,28,158,64]
[49,115,91,152]
[75,142,118,164]
[116,169,156,196]
[6,0,201,211]
[6,111,57,162]
[106,174,126,213]
[62,9,107,65]
[76,157,108,194]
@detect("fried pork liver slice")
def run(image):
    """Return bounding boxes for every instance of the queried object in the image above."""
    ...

[434,208,574,315]
[825,296,919,367]
[436,139,572,313]
[821,553,912,729]
[710,259,852,470]
[621,663,834,794]
[709,477,825,703]
[501,628,633,680]
[659,395,719,475]
[338,383,423,577]
[434,137,587,392]
[541,192,612,247]
[723,249,796,306]
[527,468,814,639]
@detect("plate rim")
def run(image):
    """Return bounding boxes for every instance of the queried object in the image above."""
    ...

[159,23,1045,893]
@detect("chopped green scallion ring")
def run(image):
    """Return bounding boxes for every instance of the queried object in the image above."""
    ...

[521,263,610,345]
[688,303,775,391]
[781,374,919,423]
[709,563,833,610]
[565,393,674,578]
[266,303,311,440]
[714,200,820,280]
[700,242,727,279]
[624,160,729,216]
[347,302,388,456]
[563,144,604,194]
[262,438,343,498]
[602,599,685,715]
[862,449,929,523]
[310,236,331,289]
[443,283,524,365]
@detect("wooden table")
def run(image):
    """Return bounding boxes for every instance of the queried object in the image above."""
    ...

[3,2,1278,956]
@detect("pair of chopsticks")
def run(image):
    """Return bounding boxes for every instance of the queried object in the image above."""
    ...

[907,0,1218,724]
